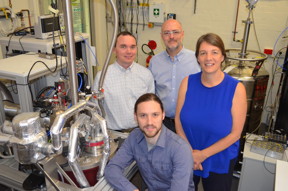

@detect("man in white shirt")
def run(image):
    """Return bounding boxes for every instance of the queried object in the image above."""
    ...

[93,31,155,131]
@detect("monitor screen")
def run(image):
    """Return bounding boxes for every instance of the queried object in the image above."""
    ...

[41,16,60,33]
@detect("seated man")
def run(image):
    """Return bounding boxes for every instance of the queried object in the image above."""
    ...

[104,93,194,191]
[93,31,154,131]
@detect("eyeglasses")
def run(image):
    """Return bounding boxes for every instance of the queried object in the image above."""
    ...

[162,30,182,36]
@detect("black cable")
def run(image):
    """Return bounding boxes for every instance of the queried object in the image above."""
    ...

[5,26,34,58]
[36,86,55,100]
[263,48,287,121]
[262,143,280,174]
[130,0,133,33]
[18,35,25,52]
[141,43,154,55]
[27,60,58,102]
[136,0,140,35]
[142,0,146,30]
[5,34,14,58]
[7,26,33,37]
[117,0,121,31]
[59,52,68,79]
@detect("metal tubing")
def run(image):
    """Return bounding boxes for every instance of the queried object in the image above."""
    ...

[85,106,110,180]
[68,114,90,188]
[0,133,11,143]
[1,120,13,135]
[50,100,87,152]
[3,101,21,118]
[35,163,61,191]
[98,0,118,89]
[55,162,77,187]
[92,111,110,180]
[62,0,78,106]
[0,81,13,102]
[240,8,253,58]
[0,92,4,125]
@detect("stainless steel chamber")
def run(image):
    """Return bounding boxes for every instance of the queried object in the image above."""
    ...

[224,49,268,133]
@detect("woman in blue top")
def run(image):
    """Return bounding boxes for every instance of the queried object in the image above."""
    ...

[175,33,247,191]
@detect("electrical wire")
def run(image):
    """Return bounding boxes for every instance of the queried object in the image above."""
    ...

[5,34,13,58]
[136,0,140,35]
[18,35,25,52]
[251,11,261,52]
[273,26,288,57]
[141,43,154,55]
[60,52,68,79]
[262,47,287,130]
[142,0,146,30]
[130,0,133,33]
[275,47,287,70]
[76,33,99,66]
[262,143,280,174]
[36,86,55,100]
[77,73,83,92]
[27,60,58,102]
[4,26,33,58]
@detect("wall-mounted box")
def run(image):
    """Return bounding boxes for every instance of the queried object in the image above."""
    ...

[149,4,165,23]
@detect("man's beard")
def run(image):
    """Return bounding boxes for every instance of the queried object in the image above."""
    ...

[141,125,161,138]
[167,40,180,51]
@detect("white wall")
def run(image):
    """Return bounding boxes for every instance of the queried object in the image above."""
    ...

[104,0,288,66]
[0,0,40,58]
[0,0,39,29]
[98,0,288,125]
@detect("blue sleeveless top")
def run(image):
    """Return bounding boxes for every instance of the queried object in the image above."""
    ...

[180,72,239,178]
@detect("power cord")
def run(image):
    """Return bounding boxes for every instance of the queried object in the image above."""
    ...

[27,60,58,102]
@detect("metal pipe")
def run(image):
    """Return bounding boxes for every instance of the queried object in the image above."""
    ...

[20,9,32,31]
[97,0,118,119]
[68,114,90,188]
[35,162,61,191]
[0,133,11,143]
[62,0,78,106]
[1,120,13,134]
[232,0,241,42]
[50,100,87,152]
[0,81,13,102]
[90,110,110,180]
[55,162,77,187]
[239,10,252,58]
[0,92,4,126]
[3,101,21,118]
[98,0,118,89]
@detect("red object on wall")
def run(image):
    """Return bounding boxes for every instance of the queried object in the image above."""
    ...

[148,40,157,50]
[264,49,273,55]
[146,55,152,67]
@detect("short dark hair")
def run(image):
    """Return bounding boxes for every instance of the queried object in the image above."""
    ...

[115,31,137,47]
[195,33,226,61]
[134,93,164,113]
